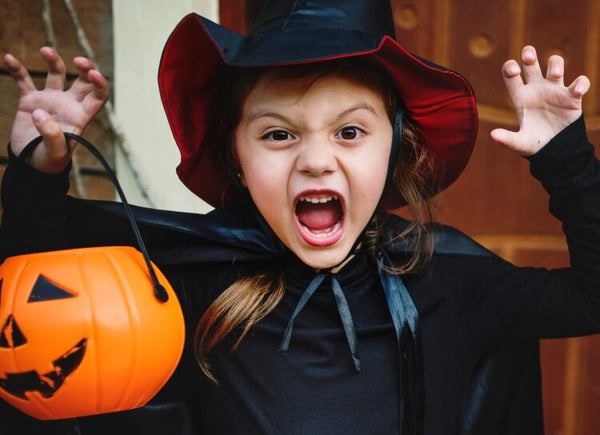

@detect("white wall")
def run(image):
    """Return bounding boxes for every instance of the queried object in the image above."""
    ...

[112,0,218,212]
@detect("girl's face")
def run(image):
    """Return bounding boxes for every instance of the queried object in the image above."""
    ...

[234,73,393,269]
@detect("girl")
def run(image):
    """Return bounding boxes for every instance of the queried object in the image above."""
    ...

[1,0,598,434]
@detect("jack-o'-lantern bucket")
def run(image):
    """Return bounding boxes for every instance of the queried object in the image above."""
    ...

[0,134,185,420]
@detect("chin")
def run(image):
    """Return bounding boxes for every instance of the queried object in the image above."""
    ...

[295,246,352,271]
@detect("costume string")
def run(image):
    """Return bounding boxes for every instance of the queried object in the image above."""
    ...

[279,272,326,354]
[279,271,362,372]
[377,250,424,435]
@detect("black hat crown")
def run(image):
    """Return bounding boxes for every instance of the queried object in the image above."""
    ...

[217,0,397,65]
[251,0,397,38]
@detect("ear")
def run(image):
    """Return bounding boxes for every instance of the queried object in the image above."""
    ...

[237,171,247,187]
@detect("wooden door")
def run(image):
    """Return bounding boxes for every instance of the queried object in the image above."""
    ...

[220,1,600,433]
[403,2,600,433]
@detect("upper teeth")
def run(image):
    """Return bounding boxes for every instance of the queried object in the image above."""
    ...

[299,195,338,204]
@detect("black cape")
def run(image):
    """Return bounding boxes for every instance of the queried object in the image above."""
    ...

[0,152,543,434]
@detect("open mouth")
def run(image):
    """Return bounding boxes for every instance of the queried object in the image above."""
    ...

[295,193,344,246]
[0,338,87,400]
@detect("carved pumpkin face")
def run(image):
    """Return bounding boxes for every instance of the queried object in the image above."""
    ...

[0,246,185,420]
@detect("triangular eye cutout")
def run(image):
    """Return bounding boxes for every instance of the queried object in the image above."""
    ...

[0,315,27,348]
[28,275,76,303]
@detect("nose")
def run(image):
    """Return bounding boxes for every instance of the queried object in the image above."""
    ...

[295,136,338,176]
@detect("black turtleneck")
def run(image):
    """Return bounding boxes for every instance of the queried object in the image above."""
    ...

[192,252,400,434]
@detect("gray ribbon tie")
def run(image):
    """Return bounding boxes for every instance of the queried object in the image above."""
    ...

[279,272,361,371]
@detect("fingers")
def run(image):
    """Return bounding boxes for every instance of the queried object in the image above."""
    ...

[3,53,37,96]
[39,46,67,91]
[503,46,565,86]
[5,47,68,94]
[490,127,537,156]
[500,59,523,100]
[520,45,544,83]
[89,69,109,102]
[502,45,586,101]
[570,74,591,98]
[68,56,97,100]
[513,45,562,84]
[6,47,104,100]
[491,128,519,152]
[32,109,64,148]
[69,57,109,104]
[30,109,72,173]
[546,54,564,86]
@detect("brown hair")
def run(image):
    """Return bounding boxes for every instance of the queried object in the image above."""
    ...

[194,59,436,380]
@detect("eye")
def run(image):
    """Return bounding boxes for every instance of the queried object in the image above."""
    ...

[28,275,77,303]
[263,130,293,141]
[336,126,363,141]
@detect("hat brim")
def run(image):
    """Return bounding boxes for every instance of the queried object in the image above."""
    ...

[158,13,477,208]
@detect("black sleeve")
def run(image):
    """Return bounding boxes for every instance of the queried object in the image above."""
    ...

[0,144,71,261]
[527,115,600,293]
[467,116,600,342]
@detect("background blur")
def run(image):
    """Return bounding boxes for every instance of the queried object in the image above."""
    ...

[1,1,599,433]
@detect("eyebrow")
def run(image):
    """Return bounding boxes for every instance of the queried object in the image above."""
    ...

[246,103,379,124]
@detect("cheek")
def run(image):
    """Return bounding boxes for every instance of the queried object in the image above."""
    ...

[239,158,292,230]
[353,171,387,216]
[351,146,391,198]
[241,158,282,196]
[236,145,290,204]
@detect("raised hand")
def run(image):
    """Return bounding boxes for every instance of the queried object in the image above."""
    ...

[4,47,109,172]
[490,45,590,156]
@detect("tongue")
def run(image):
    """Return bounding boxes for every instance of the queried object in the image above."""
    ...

[296,201,341,231]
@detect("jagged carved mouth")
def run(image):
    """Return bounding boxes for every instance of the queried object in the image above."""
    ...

[0,338,87,400]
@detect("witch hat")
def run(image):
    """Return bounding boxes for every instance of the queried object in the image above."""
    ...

[158,0,477,207]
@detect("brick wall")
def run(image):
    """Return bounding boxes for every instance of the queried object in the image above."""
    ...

[0,0,114,220]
